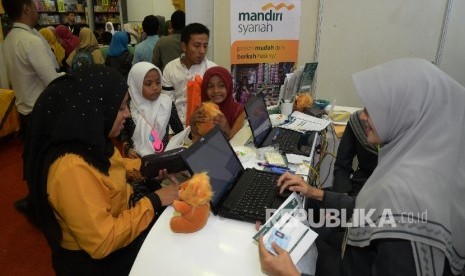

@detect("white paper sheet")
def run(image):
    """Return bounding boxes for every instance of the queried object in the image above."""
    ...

[279,111,331,132]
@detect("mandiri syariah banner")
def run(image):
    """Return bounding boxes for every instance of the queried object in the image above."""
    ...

[230,0,301,106]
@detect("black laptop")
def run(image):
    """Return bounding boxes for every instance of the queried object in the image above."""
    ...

[180,126,290,223]
[244,95,316,156]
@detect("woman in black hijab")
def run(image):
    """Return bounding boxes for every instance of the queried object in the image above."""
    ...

[24,66,179,275]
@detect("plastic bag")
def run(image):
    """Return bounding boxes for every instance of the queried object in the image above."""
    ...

[185,75,202,126]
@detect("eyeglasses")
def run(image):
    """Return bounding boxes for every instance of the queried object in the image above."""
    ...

[149,129,164,153]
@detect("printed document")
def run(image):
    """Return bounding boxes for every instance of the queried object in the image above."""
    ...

[280,111,331,132]
[253,193,318,264]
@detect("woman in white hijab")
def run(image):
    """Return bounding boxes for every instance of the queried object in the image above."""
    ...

[123,23,140,46]
[259,58,465,276]
[105,22,115,35]
[121,62,183,158]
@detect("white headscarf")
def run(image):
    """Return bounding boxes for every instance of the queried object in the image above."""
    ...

[349,58,465,275]
[123,23,140,45]
[128,62,172,156]
[105,22,115,35]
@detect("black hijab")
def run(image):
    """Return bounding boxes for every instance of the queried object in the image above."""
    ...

[23,66,128,249]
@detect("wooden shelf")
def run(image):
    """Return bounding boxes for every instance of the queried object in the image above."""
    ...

[34,0,90,28]
[58,11,86,14]
[94,11,120,14]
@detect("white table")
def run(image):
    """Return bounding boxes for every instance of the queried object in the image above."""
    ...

[130,123,318,276]
[130,205,317,276]
[130,206,262,275]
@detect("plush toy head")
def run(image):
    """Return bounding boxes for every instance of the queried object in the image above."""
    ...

[170,172,213,233]
[178,172,213,206]
[196,102,223,136]
[295,93,313,112]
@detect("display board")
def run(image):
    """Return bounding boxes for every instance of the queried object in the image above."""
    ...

[314,0,448,107]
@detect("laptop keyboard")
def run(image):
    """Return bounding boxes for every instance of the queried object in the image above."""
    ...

[232,171,281,219]
[275,130,301,153]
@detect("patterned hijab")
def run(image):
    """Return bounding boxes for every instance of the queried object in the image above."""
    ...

[78,27,99,50]
[55,24,79,57]
[108,31,129,57]
[24,66,128,248]
[349,58,465,275]
[201,66,244,127]
[39,27,66,67]
[128,62,171,156]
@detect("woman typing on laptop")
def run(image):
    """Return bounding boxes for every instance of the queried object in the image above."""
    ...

[258,58,463,276]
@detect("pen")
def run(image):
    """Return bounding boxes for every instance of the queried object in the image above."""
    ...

[272,130,280,142]
[258,162,289,170]
[258,162,295,174]
[270,167,295,174]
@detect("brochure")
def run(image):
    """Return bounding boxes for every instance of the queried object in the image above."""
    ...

[253,193,318,264]
[279,111,331,133]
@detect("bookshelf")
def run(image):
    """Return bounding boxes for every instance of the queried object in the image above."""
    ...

[34,0,89,27]
[1,0,124,36]
[92,0,122,31]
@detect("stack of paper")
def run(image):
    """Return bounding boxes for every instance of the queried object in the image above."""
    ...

[265,152,287,167]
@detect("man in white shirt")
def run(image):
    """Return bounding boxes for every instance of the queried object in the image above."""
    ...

[3,0,61,126]
[162,23,217,127]
[2,0,61,223]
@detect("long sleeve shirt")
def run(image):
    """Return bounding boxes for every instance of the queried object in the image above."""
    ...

[332,125,378,195]
[47,148,157,259]
[2,23,61,115]
[132,35,159,65]
[151,32,182,71]
[161,57,216,126]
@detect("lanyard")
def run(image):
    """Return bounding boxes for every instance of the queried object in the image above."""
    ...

[132,101,164,153]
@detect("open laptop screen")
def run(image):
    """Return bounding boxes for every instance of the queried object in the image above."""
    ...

[245,96,272,147]
[182,127,243,207]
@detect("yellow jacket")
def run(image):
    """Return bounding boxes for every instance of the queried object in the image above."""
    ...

[47,148,154,259]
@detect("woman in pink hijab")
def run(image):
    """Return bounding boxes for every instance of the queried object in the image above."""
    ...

[55,25,79,58]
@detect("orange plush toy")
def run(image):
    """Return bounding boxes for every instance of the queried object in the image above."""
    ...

[195,102,223,136]
[294,93,313,112]
[170,172,213,233]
